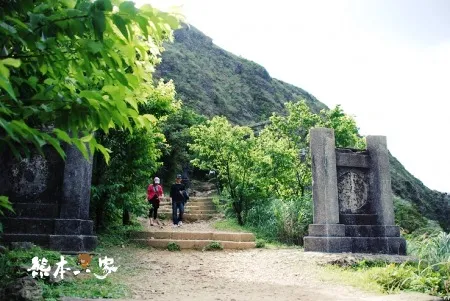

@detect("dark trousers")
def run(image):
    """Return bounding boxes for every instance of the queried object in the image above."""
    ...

[149,201,159,219]
[172,202,184,225]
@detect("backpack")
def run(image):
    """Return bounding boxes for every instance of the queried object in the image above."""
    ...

[182,190,189,203]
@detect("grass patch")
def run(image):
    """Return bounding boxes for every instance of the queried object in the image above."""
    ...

[319,264,384,294]
[203,241,223,251]
[213,219,247,232]
[167,242,181,251]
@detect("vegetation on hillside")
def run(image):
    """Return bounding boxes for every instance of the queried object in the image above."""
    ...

[155,25,327,125]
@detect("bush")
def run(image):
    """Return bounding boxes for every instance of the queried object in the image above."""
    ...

[203,241,223,251]
[255,240,266,248]
[393,197,427,233]
[371,262,449,299]
[369,231,450,299]
[167,242,181,252]
[245,194,312,245]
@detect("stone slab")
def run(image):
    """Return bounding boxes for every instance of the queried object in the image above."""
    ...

[0,233,50,247]
[1,217,55,234]
[5,203,59,218]
[54,219,94,235]
[345,225,400,237]
[304,237,352,253]
[335,151,369,168]
[308,224,346,237]
[49,235,97,252]
[351,237,406,255]
[339,214,378,225]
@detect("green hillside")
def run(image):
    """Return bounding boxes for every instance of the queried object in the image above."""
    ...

[156,25,449,231]
[155,25,326,125]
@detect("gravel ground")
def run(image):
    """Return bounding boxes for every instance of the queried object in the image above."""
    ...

[96,247,441,301]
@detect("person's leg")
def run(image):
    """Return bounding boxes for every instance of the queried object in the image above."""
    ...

[178,202,184,226]
[149,205,154,226]
[154,204,161,226]
[172,201,178,225]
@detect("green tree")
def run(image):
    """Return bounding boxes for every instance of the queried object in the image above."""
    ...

[0,0,181,161]
[91,81,180,228]
[190,117,262,224]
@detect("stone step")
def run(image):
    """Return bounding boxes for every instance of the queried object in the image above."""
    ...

[132,239,256,250]
[345,225,400,237]
[182,213,218,221]
[5,203,59,218]
[131,231,255,242]
[339,214,378,225]
[159,204,216,211]
[158,209,217,215]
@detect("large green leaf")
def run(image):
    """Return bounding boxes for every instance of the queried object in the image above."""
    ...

[112,14,129,40]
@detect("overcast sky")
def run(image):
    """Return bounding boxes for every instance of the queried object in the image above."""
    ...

[135,0,450,193]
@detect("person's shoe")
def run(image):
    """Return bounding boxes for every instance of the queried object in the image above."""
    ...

[178,221,183,227]
[172,224,178,228]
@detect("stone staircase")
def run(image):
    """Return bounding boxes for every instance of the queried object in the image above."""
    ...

[131,231,256,250]
[158,196,221,222]
[133,196,256,250]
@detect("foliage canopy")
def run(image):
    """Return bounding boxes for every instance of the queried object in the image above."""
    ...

[0,0,181,162]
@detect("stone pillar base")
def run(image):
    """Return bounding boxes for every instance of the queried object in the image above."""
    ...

[304,236,352,253]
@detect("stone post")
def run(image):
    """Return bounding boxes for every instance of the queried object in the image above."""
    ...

[59,144,93,219]
[310,128,340,224]
[366,136,395,225]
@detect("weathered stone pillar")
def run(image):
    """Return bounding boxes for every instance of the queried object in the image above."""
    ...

[304,128,350,252]
[366,136,395,225]
[310,128,339,224]
[59,144,92,220]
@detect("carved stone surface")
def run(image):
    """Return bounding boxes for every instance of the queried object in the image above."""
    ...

[337,170,369,214]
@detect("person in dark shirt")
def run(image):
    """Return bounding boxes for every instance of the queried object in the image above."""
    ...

[170,174,186,227]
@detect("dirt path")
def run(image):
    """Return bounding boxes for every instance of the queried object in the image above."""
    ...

[101,247,440,301]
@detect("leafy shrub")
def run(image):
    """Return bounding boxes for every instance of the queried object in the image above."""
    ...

[368,231,450,299]
[203,241,223,251]
[255,240,266,248]
[167,242,181,251]
[371,262,449,299]
[393,197,427,233]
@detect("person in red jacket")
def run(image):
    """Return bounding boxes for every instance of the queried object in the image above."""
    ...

[147,177,164,227]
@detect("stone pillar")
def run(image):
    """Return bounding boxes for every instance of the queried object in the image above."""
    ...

[304,128,350,252]
[366,136,395,225]
[59,144,92,219]
[310,128,340,224]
